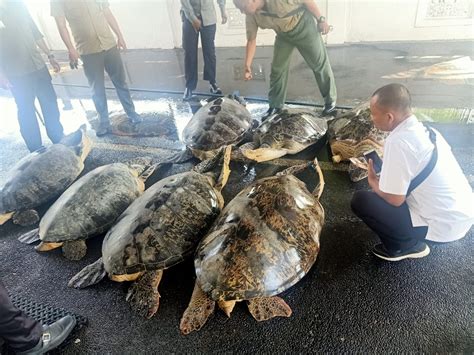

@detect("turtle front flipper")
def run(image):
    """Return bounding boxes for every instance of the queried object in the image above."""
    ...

[12,210,39,226]
[180,282,216,335]
[62,240,87,261]
[311,158,325,200]
[126,270,163,319]
[0,212,14,225]
[241,144,288,163]
[247,296,292,321]
[18,228,40,244]
[68,257,107,289]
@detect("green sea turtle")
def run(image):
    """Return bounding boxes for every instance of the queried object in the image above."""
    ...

[18,159,157,260]
[239,108,328,162]
[0,125,92,226]
[182,95,254,160]
[327,102,388,181]
[68,146,232,318]
[180,159,325,334]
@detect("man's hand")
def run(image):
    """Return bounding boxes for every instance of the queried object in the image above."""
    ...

[318,21,331,35]
[117,36,127,50]
[367,159,380,191]
[244,66,253,80]
[49,57,61,73]
[221,11,228,24]
[192,18,201,32]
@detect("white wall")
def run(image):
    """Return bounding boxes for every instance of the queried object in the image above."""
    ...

[26,0,474,51]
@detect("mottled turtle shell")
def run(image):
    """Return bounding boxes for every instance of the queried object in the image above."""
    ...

[39,163,144,243]
[195,174,324,302]
[182,97,253,152]
[102,171,222,276]
[0,144,86,214]
[254,108,327,153]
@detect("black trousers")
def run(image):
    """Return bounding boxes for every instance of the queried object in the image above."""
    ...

[0,281,42,352]
[182,13,217,90]
[351,190,428,252]
[81,46,137,122]
[9,67,64,152]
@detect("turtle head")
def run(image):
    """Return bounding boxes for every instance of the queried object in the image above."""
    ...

[125,157,154,176]
[60,125,92,162]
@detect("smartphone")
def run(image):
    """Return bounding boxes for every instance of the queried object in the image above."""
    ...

[363,150,383,175]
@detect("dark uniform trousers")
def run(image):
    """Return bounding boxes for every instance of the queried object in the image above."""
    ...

[9,67,64,152]
[0,280,42,352]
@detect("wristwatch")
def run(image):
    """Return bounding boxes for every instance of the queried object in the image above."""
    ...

[317,16,326,23]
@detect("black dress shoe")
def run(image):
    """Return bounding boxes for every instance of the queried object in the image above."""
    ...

[210,82,222,95]
[261,107,282,122]
[183,88,193,101]
[321,102,337,116]
[18,315,77,354]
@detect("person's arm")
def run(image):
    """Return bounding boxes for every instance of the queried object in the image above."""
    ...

[36,38,61,73]
[181,0,201,31]
[368,159,406,207]
[53,16,80,66]
[244,39,256,80]
[217,0,227,24]
[102,7,126,49]
[302,0,331,35]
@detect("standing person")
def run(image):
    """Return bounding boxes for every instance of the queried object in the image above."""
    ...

[0,0,64,152]
[0,280,76,354]
[51,0,142,136]
[181,0,228,101]
[351,83,473,261]
[233,0,337,120]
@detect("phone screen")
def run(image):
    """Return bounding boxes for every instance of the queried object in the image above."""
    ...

[364,150,383,174]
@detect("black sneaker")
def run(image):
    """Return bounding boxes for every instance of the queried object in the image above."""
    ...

[183,88,193,101]
[261,107,282,122]
[95,121,111,137]
[372,241,430,262]
[128,113,143,124]
[18,315,77,355]
[321,102,337,116]
[210,83,222,95]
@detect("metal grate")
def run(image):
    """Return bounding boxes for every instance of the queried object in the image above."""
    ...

[1,296,87,354]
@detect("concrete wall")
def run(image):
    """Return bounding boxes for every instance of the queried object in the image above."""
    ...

[26,0,473,50]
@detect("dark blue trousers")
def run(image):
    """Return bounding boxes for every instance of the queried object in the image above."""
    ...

[182,13,217,91]
[351,191,428,252]
[9,67,64,152]
[0,281,42,352]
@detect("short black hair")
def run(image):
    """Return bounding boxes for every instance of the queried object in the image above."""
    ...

[372,83,412,113]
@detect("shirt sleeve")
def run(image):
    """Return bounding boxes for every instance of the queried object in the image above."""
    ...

[18,2,43,40]
[246,15,258,41]
[379,140,417,196]
[181,0,198,23]
[50,0,65,17]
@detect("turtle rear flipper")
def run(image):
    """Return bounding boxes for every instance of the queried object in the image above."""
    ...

[18,228,40,244]
[247,296,292,321]
[68,257,106,289]
[126,270,163,319]
[180,282,216,335]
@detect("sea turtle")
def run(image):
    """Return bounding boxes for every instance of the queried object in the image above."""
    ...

[18,158,157,261]
[239,108,328,162]
[180,159,325,334]
[0,125,92,226]
[327,102,388,181]
[182,95,254,160]
[68,146,232,318]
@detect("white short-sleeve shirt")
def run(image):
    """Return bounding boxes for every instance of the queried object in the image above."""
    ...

[379,115,473,242]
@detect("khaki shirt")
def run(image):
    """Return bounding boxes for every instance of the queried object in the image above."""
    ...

[0,0,46,78]
[181,0,225,27]
[51,0,116,55]
[246,0,306,40]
